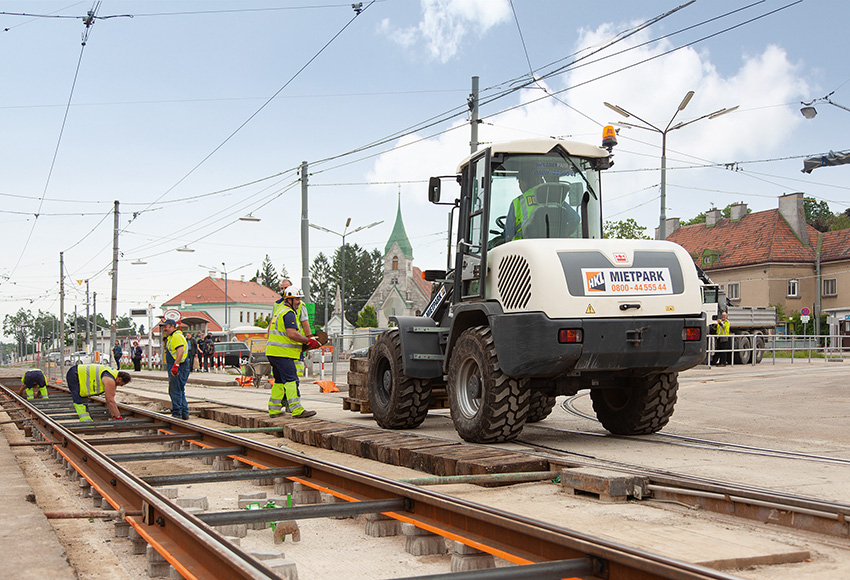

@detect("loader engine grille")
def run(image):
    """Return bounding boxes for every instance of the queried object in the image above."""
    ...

[498,254,532,310]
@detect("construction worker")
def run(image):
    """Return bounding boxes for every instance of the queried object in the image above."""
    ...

[160,319,190,419]
[504,165,580,241]
[266,286,319,419]
[66,363,131,421]
[713,311,732,366]
[273,278,312,379]
[20,368,48,400]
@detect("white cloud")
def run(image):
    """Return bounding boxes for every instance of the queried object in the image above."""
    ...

[381,0,511,63]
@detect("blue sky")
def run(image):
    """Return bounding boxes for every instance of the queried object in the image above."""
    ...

[2,0,849,340]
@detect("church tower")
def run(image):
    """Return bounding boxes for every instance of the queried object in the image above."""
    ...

[364,191,431,327]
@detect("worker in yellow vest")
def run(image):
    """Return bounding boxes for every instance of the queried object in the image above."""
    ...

[20,368,48,400]
[272,278,312,380]
[66,363,131,421]
[266,286,319,418]
[714,311,732,366]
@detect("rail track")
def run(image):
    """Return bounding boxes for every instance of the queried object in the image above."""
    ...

[0,378,748,580]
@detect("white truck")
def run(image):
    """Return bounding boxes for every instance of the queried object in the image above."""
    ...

[366,133,707,443]
[700,280,776,364]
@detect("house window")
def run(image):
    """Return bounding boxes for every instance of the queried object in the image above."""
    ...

[239,311,244,323]
[787,279,799,298]
[727,282,740,301]
[392,256,399,270]
[823,278,837,297]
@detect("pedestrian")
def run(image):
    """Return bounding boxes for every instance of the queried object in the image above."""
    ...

[112,340,123,368]
[66,363,131,421]
[273,278,312,381]
[20,368,48,400]
[188,332,198,373]
[132,340,143,372]
[714,311,732,366]
[265,286,318,419]
[161,319,190,419]
[200,333,211,372]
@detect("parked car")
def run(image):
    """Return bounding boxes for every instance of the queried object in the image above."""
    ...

[64,351,94,366]
[213,342,251,368]
[45,352,62,363]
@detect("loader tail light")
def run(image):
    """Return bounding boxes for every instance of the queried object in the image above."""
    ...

[558,329,583,343]
[683,327,701,341]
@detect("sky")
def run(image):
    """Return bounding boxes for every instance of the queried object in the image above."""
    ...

[2,0,850,341]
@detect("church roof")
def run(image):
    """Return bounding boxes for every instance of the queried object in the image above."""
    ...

[384,194,413,259]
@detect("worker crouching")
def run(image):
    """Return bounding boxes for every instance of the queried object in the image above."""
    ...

[20,368,49,400]
[66,363,131,421]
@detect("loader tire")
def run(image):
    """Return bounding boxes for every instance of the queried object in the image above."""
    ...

[590,372,678,435]
[368,329,432,429]
[447,326,529,443]
[526,390,556,423]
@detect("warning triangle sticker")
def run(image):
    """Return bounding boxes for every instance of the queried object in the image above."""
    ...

[586,304,595,314]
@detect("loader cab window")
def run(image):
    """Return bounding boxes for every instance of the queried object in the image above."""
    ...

[488,152,602,248]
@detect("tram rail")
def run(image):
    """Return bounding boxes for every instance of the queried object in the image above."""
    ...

[0,378,747,580]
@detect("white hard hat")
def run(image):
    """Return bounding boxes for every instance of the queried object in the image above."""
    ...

[284,286,304,298]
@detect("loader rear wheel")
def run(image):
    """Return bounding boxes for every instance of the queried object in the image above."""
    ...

[590,372,678,435]
[368,330,432,429]
[447,326,529,443]
[526,390,556,423]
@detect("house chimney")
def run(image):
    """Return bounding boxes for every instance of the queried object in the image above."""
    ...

[705,208,722,226]
[730,202,747,221]
[666,217,680,236]
[778,192,810,245]
[240,275,245,282]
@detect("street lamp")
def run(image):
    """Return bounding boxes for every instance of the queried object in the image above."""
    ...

[604,91,738,239]
[800,93,850,119]
[309,218,383,323]
[199,263,251,332]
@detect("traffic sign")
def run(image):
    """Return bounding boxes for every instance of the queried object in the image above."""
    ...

[163,309,181,323]
[801,315,810,324]
[801,307,811,316]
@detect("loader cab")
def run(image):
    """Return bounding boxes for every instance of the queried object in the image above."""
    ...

[452,140,608,300]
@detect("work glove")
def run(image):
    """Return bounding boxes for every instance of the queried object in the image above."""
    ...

[171,362,179,376]
[111,415,123,420]
[306,338,321,350]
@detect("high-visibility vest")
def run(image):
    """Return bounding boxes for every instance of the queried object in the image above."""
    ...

[77,364,119,397]
[716,319,731,336]
[266,305,303,359]
[165,330,188,363]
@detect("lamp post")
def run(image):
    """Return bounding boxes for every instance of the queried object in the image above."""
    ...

[604,91,738,239]
[199,263,251,333]
[309,218,382,324]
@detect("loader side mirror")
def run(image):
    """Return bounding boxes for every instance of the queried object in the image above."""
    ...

[428,177,441,203]
[422,269,446,282]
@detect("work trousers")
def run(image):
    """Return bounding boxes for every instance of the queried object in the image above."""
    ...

[166,354,190,419]
[23,370,48,399]
[66,366,92,421]
[267,356,305,417]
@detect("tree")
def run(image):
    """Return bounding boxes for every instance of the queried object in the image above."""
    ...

[603,218,650,239]
[356,305,378,328]
[3,308,34,357]
[252,254,280,290]
[311,244,382,325]
[310,252,333,327]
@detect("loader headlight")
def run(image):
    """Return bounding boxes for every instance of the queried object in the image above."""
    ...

[558,329,583,343]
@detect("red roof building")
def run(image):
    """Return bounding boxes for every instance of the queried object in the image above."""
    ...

[160,276,280,334]
[666,192,850,319]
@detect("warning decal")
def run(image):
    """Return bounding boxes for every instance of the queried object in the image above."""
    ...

[581,268,673,296]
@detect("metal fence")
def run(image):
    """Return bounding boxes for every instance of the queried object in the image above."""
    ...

[707,332,847,367]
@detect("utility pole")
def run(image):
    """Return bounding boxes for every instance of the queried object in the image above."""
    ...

[300,161,311,301]
[59,252,65,358]
[469,76,479,154]
[74,305,78,351]
[92,291,97,356]
[85,279,90,350]
[110,200,119,349]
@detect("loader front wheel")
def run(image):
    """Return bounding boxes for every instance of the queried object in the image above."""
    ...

[368,330,432,429]
[447,326,529,443]
[590,372,678,435]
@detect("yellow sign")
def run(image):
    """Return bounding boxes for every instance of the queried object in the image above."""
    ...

[586,304,595,314]
[77,280,83,285]
[666,305,674,311]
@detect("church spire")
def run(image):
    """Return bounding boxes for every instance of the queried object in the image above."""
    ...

[384,187,413,259]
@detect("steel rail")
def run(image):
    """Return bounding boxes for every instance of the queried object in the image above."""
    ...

[0,379,747,580]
